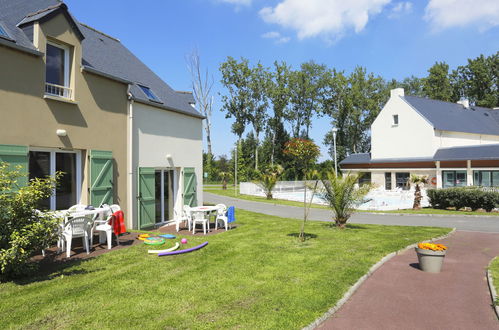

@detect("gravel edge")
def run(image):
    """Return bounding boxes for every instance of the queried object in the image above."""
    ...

[302,227,457,330]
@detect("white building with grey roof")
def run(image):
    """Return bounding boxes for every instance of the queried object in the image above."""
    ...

[341,88,499,190]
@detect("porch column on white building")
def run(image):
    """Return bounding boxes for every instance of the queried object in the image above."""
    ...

[436,161,442,188]
[466,160,473,186]
[391,172,396,190]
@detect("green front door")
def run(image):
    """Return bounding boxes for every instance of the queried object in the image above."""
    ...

[138,167,155,229]
[183,167,197,207]
[0,144,28,189]
[89,150,114,207]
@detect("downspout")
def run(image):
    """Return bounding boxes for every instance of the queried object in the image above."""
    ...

[127,88,135,229]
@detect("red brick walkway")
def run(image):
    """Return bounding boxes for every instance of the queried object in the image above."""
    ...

[318,231,499,329]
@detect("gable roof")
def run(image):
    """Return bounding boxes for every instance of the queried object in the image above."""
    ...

[17,2,85,41]
[0,0,203,119]
[402,95,499,136]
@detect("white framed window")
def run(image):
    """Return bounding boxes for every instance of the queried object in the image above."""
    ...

[45,41,72,99]
[29,148,82,210]
[392,114,399,126]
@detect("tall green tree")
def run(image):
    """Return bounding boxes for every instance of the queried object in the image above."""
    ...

[286,61,327,138]
[451,53,498,108]
[423,61,453,102]
[268,61,291,165]
[248,62,270,170]
[323,67,386,161]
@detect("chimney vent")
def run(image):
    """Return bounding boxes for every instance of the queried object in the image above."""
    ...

[390,88,404,98]
[457,99,470,109]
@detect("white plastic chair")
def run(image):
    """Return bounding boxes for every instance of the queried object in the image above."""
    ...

[90,214,119,249]
[215,204,228,230]
[67,204,86,213]
[191,211,209,235]
[174,207,191,232]
[62,215,92,258]
[109,204,121,213]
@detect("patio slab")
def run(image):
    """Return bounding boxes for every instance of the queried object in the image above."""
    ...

[317,231,499,329]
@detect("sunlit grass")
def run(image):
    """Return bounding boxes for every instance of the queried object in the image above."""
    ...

[0,210,449,329]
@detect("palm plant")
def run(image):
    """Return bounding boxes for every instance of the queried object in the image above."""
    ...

[219,171,232,190]
[410,174,428,210]
[254,165,283,199]
[321,171,373,229]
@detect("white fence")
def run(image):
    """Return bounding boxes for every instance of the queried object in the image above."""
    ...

[240,181,429,211]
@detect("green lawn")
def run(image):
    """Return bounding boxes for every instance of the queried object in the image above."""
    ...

[490,257,499,306]
[0,210,449,329]
[204,187,499,217]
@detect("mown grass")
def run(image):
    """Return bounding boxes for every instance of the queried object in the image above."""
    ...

[0,210,449,329]
[490,257,499,306]
[204,187,499,216]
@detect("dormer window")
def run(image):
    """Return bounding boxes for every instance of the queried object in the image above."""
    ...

[392,114,399,126]
[139,85,162,103]
[45,41,72,99]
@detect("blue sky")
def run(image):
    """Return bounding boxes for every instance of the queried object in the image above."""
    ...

[64,0,498,161]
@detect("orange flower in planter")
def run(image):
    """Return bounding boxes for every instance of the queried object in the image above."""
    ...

[418,243,447,251]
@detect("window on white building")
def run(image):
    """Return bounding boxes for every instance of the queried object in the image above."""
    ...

[392,114,399,126]
[442,170,467,188]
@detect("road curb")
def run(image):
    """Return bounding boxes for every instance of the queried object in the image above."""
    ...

[302,228,457,330]
[486,257,499,321]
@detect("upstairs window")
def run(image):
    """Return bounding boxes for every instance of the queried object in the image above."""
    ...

[139,85,162,103]
[45,42,71,99]
[0,24,11,39]
[392,114,399,126]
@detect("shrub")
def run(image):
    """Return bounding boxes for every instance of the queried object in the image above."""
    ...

[0,163,60,280]
[427,187,499,212]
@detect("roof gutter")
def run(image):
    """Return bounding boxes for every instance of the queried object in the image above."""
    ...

[81,65,133,85]
[0,38,43,56]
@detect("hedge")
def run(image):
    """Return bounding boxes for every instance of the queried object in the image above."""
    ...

[427,187,499,212]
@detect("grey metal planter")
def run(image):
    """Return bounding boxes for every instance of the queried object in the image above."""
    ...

[415,247,446,273]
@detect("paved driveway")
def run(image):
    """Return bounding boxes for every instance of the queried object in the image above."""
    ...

[204,192,499,233]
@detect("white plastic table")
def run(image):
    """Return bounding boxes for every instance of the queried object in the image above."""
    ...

[189,205,220,231]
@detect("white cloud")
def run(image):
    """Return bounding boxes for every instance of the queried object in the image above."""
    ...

[259,0,392,41]
[261,31,291,44]
[388,1,412,19]
[218,0,252,6]
[425,0,499,30]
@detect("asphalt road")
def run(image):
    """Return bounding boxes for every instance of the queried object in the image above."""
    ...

[204,191,499,233]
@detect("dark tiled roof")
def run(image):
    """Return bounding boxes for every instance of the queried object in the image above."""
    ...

[339,153,371,165]
[342,144,499,166]
[0,0,203,119]
[403,96,499,135]
[434,144,499,161]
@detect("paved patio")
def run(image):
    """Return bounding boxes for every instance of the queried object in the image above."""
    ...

[317,231,499,329]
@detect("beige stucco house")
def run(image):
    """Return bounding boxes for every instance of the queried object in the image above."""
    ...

[341,88,499,190]
[0,0,204,229]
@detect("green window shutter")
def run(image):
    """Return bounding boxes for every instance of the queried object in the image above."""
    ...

[0,144,28,189]
[183,167,197,207]
[138,167,155,229]
[89,150,114,207]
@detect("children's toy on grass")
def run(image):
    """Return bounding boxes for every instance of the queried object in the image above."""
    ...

[181,238,188,244]
[143,237,166,245]
[138,234,150,240]
[159,234,176,239]
[158,242,208,256]
[148,242,180,254]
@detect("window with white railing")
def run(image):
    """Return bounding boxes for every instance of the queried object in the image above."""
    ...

[45,42,72,99]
